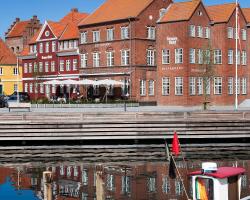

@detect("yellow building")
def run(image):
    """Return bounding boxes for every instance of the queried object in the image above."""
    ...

[0,38,22,95]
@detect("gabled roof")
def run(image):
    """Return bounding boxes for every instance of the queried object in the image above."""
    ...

[78,0,154,26]
[6,21,29,38]
[206,3,236,23]
[159,0,201,23]
[0,38,17,65]
[242,8,250,23]
[59,22,79,41]
[60,9,88,24]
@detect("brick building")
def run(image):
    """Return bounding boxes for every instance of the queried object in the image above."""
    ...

[156,0,249,106]
[5,16,41,55]
[78,0,172,103]
[20,9,88,100]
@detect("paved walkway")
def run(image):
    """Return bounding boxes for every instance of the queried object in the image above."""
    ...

[0,104,250,113]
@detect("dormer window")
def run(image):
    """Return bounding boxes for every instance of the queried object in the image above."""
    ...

[159,8,166,18]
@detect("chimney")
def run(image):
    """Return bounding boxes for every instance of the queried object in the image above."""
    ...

[71,8,78,12]
[32,15,38,20]
[16,18,20,22]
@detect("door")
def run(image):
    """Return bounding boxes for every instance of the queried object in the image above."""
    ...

[0,85,2,94]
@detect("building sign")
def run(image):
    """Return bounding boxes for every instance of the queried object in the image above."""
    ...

[162,66,183,71]
[167,37,178,45]
[94,43,111,48]
[42,55,53,60]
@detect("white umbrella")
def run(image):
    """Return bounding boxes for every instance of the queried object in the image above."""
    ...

[94,79,124,86]
[78,79,95,85]
[43,80,63,85]
[60,79,80,85]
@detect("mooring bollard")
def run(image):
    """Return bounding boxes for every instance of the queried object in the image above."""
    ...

[43,171,53,200]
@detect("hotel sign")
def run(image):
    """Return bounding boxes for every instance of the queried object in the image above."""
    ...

[167,37,178,45]
[42,55,53,60]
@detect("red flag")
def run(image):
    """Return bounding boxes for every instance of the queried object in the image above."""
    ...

[172,131,180,156]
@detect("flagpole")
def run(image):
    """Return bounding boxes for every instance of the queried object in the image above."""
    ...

[235,0,238,110]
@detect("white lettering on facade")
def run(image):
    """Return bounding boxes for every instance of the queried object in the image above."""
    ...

[162,66,183,71]
[167,37,178,45]
[42,55,53,60]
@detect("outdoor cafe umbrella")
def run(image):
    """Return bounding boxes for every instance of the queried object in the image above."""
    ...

[94,79,124,86]
[43,80,63,85]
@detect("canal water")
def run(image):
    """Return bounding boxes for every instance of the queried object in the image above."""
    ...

[0,144,249,200]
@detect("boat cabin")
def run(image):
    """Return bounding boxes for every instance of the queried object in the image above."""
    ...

[189,162,245,200]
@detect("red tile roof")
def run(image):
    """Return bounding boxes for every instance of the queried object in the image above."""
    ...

[0,38,17,65]
[6,21,29,38]
[78,0,154,26]
[206,3,236,23]
[242,8,250,23]
[59,22,79,41]
[60,9,88,24]
[20,45,30,56]
[159,0,201,23]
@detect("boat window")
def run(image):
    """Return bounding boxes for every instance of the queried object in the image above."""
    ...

[195,177,214,200]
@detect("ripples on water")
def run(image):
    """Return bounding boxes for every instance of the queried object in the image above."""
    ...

[0,144,249,200]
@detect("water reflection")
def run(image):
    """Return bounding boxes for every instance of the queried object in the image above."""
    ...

[0,160,249,200]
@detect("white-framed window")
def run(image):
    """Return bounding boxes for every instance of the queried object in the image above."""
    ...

[242,29,247,41]
[235,28,239,39]
[73,59,78,70]
[40,83,44,94]
[197,26,203,38]
[189,25,195,37]
[147,177,156,192]
[175,48,183,64]
[107,28,114,41]
[93,30,100,43]
[82,169,88,185]
[24,63,28,74]
[214,77,222,95]
[121,26,129,39]
[60,60,64,71]
[73,40,78,48]
[242,50,247,65]
[228,77,233,95]
[80,32,87,44]
[147,27,156,39]
[93,52,100,67]
[121,176,131,194]
[59,42,63,51]
[35,83,38,94]
[162,77,170,96]
[67,166,71,177]
[24,83,28,92]
[13,67,18,75]
[197,49,203,64]
[106,51,114,67]
[51,61,55,72]
[147,49,155,66]
[204,49,211,64]
[45,84,50,96]
[189,48,195,64]
[39,43,43,53]
[63,41,68,49]
[52,41,56,52]
[69,40,73,49]
[106,174,115,191]
[236,78,240,95]
[45,42,49,53]
[39,62,43,73]
[29,63,33,73]
[52,84,55,94]
[34,62,37,73]
[60,166,64,175]
[45,62,49,72]
[236,50,241,65]
[228,50,234,64]
[121,49,130,66]
[14,84,18,92]
[66,60,71,71]
[73,166,78,177]
[175,180,183,196]
[197,77,203,95]
[80,54,87,68]
[227,27,234,39]
[162,49,170,64]
[205,78,211,95]
[175,77,183,95]
[148,80,154,96]
[189,77,196,95]
[204,27,210,39]
[242,77,247,94]
[140,80,146,96]
[29,45,33,53]
[214,49,222,64]
[162,176,170,194]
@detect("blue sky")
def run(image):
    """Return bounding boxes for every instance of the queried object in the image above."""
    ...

[0,0,250,38]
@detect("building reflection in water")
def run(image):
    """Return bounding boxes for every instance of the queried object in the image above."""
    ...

[0,160,249,200]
